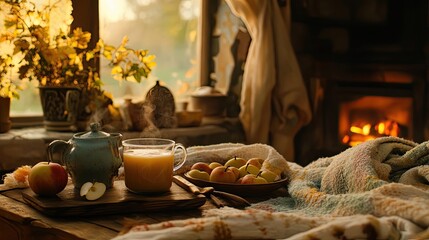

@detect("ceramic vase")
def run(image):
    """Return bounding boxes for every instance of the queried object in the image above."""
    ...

[39,86,81,132]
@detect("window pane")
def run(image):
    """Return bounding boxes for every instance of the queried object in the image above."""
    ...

[10,81,42,116]
[99,0,200,105]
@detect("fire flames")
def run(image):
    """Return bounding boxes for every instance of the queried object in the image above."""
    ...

[342,119,400,146]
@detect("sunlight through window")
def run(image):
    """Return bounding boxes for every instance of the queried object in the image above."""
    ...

[99,0,200,105]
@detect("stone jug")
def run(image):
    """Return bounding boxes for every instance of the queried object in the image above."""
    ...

[47,122,122,189]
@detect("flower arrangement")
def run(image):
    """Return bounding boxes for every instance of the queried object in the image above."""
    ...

[0,0,156,118]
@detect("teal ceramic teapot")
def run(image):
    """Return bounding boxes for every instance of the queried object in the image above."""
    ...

[47,122,122,189]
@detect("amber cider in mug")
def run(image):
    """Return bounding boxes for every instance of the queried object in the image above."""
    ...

[122,138,187,194]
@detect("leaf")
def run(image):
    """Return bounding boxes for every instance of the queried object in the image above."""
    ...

[111,65,123,75]
[103,50,113,60]
[120,36,129,46]
[104,44,116,52]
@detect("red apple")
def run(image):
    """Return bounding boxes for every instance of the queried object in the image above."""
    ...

[209,166,237,183]
[240,173,267,184]
[28,162,68,196]
[229,166,240,180]
[191,162,212,174]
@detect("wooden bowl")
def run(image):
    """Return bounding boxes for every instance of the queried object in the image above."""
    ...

[190,95,227,116]
[183,173,288,196]
[176,110,203,127]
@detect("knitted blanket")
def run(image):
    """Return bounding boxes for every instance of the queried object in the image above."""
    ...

[114,137,429,239]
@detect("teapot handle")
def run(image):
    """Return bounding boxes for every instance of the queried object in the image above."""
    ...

[109,133,123,167]
[47,140,69,165]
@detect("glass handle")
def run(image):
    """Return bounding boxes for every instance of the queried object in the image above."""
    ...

[173,143,187,172]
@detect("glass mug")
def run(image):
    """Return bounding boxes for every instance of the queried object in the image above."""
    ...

[122,138,187,194]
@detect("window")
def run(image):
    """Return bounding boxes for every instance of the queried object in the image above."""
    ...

[10,0,201,117]
[99,0,200,105]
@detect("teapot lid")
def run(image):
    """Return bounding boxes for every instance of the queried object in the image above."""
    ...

[79,122,110,138]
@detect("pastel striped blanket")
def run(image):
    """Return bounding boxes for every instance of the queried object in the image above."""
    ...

[114,137,429,239]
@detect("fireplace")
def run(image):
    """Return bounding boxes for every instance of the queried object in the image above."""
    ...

[325,78,423,152]
[339,95,411,147]
[295,62,427,165]
[290,0,428,166]
[292,69,428,166]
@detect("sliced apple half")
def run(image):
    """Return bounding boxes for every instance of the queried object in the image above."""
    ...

[80,182,106,201]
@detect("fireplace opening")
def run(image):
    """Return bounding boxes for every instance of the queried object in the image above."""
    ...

[339,96,412,146]
[323,76,424,155]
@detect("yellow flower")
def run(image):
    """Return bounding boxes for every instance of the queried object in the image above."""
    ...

[86,51,94,61]
[144,55,157,68]
[111,65,123,80]
[41,76,47,85]
[71,28,91,49]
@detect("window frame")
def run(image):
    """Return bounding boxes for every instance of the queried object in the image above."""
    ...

[197,0,214,87]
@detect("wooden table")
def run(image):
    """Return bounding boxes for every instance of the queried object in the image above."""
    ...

[0,182,287,240]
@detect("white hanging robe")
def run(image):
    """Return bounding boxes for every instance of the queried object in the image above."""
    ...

[225,0,312,161]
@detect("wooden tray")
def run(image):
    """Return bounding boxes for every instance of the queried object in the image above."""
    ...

[22,180,206,217]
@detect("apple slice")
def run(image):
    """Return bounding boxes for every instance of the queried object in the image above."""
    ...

[80,182,93,197]
[80,182,106,201]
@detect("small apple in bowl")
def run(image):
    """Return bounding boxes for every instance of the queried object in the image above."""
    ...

[209,166,237,183]
[239,173,268,184]
[238,163,260,178]
[224,157,247,169]
[208,162,222,170]
[246,158,264,169]
[28,162,68,197]
[260,169,280,183]
[191,162,213,175]
[187,169,210,181]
